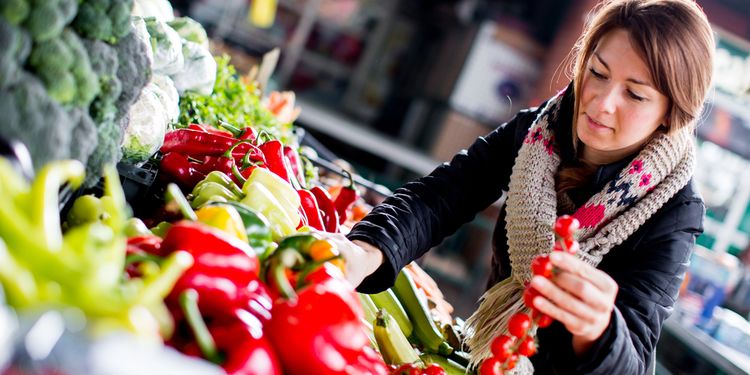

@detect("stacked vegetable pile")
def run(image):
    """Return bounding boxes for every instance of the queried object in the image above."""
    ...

[0,0,151,186]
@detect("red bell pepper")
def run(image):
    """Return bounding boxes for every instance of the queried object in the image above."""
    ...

[266,250,389,375]
[177,290,282,375]
[159,152,208,189]
[334,170,359,225]
[297,189,325,231]
[310,186,339,233]
[161,221,265,320]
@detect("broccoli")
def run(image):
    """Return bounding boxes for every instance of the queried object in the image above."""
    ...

[73,0,134,44]
[27,36,78,104]
[85,118,122,187]
[73,3,113,43]
[23,2,64,42]
[28,36,74,72]
[83,39,121,122]
[67,107,98,165]
[113,24,152,122]
[0,73,75,171]
[61,29,99,107]
[0,0,30,26]
[0,19,24,90]
[108,0,133,40]
[57,0,77,25]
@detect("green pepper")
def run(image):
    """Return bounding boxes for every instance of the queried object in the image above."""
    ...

[150,221,173,238]
[209,201,274,257]
[200,171,244,197]
[240,181,297,240]
[243,167,300,224]
[124,218,152,237]
[190,181,241,209]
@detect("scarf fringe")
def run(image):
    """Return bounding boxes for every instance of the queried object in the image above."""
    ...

[464,278,526,368]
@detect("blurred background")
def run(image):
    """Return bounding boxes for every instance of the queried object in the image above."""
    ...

[172,0,750,373]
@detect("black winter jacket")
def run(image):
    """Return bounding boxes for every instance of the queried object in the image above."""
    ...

[347,87,704,374]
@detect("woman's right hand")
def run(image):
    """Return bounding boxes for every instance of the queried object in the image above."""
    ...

[319,233,384,287]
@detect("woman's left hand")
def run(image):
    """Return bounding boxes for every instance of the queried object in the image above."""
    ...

[529,251,619,355]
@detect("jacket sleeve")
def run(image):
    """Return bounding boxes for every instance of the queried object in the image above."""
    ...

[347,108,539,293]
[542,185,705,374]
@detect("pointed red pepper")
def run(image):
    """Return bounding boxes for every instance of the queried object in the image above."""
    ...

[159,152,208,189]
[266,250,388,375]
[334,170,359,225]
[310,186,340,232]
[188,123,235,138]
[297,189,325,231]
[258,139,291,183]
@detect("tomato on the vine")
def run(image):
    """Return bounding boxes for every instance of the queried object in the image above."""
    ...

[422,363,447,375]
[393,363,421,375]
[523,287,542,309]
[479,357,503,375]
[504,354,519,371]
[531,255,554,278]
[554,215,580,239]
[532,309,554,328]
[490,334,515,361]
[508,312,532,338]
[517,336,537,356]
[553,239,579,255]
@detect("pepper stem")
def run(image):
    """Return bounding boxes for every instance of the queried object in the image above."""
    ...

[256,129,276,144]
[222,139,255,159]
[166,184,198,221]
[231,164,248,186]
[342,169,355,189]
[218,121,242,137]
[269,248,304,300]
[179,289,222,364]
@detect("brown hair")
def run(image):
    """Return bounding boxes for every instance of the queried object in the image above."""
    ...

[557,0,715,194]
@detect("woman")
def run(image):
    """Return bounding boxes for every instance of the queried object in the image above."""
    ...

[331,0,714,373]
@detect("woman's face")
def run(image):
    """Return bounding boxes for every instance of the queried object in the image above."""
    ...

[577,29,669,165]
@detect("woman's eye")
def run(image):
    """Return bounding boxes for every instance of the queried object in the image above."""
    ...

[589,68,605,79]
[628,91,645,102]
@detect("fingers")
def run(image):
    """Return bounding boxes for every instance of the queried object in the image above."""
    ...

[549,252,618,297]
[529,252,619,340]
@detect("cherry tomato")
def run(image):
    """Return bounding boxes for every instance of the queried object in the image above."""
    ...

[517,336,537,357]
[490,335,515,361]
[552,239,579,255]
[523,287,541,309]
[422,363,447,375]
[478,357,503,375]
[508,312,532,338]
[532,309,554,328]
[394,363,421,375]
[554,215,580,239]
[531,255,553,278]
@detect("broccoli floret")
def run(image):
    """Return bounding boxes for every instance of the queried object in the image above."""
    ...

[28,37,74,72]
[61,29,99,107]
[0,19,22,89]
[73,0,133,44]
[83,39,121,122]
[40,68,76,104]
[57,0,77,25]
[0,73,74,170]
[85,118,122,187]
[108,0,133,40]
[73,3,112,43]
[0,0,30,26]
[23,2,64,42]
[67,107,98,165]
[113,25,151,121]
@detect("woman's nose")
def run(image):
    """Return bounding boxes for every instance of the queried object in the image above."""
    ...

[595,86,618,114]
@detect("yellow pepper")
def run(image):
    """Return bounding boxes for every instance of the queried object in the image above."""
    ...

[195,205,249,243]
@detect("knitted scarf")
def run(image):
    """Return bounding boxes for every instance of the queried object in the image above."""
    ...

[464,90,696,372]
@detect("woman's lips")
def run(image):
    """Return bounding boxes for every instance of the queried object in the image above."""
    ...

[586,114,612,131]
